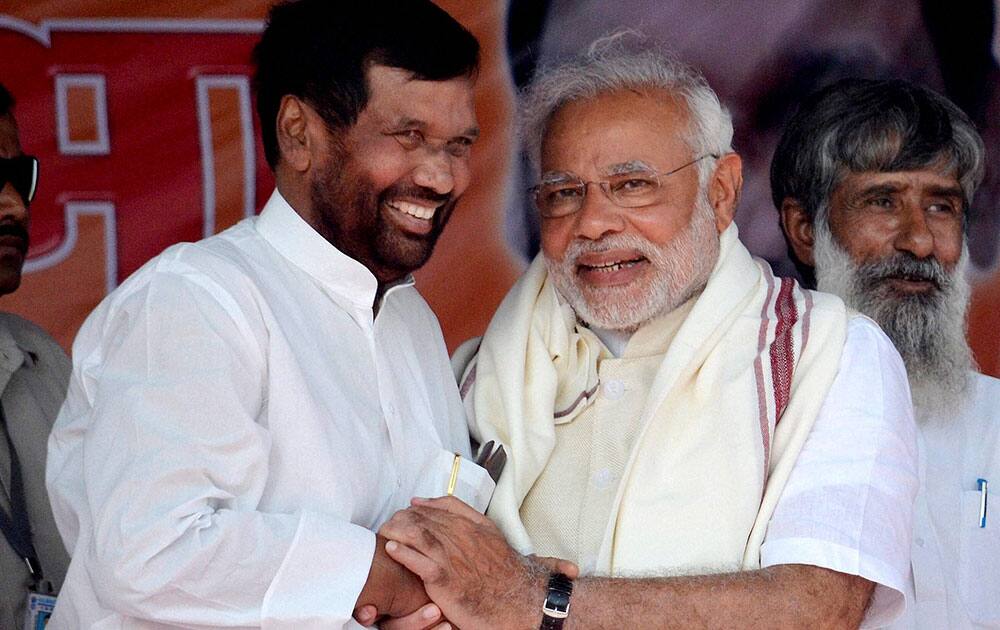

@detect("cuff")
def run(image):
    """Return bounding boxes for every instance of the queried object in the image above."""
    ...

[761,538,907,628]
[261,511,376,629]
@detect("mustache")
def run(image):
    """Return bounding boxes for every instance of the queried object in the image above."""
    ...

[857,253,950,291]
[0,221,29,251]
[564,234,658,263]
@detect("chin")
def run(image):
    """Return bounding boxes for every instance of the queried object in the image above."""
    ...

[375,230,438,276]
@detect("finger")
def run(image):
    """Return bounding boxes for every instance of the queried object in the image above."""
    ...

[385,540,446,585]
[381,511,450,558]
[354,604,378,626]
[412,496,489,524]
[557,558,580,579]
[379,603,443,630]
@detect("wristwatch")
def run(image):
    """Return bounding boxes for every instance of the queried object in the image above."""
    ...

[540,572,574,630]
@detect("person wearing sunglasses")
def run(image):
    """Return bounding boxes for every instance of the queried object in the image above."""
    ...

[0,82,71,630]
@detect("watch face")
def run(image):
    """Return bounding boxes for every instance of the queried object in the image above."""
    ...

[543,590,571,616]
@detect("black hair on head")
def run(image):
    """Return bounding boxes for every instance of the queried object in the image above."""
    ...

[252,0,480,169]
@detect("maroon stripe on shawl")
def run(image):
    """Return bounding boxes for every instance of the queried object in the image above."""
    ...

[553,381,601,419]
[769,278,799,425]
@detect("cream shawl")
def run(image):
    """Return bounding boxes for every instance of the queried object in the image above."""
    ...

[457,224,849,576]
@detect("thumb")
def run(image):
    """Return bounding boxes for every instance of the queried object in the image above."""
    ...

[529,555,580,580]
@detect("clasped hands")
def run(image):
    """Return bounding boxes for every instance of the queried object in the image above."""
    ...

[353,496,577,630]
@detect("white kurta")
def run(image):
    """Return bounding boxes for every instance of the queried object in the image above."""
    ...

[887,371,1000,629]
[45,190,471,629]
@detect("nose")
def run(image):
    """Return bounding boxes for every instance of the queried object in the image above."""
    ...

[411,149,456,196]
[0,182,27,223]
[572,182,626,241]
[893,202,934,259]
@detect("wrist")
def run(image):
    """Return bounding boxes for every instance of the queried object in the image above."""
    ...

[539,572,575,630]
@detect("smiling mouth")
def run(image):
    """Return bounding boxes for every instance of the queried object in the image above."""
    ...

[579,257,646,274]
[386,200,438,221]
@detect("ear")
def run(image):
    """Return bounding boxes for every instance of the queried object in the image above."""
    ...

[779,197,816,266]
[707,152,742,233]
[275,95,316,173]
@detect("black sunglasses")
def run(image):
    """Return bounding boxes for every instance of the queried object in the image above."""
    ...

[0,155,39,205]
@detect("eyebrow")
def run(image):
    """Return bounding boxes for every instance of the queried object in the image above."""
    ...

[604,160,657,176]
[924,184,964,198]
[856,183,964,199]
[538,171,579,185]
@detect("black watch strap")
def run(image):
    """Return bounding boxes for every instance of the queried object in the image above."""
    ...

[540,572,574,630]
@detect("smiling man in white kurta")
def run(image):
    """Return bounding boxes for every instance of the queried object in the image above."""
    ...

[43,1,486,628]
[376,40,919,630]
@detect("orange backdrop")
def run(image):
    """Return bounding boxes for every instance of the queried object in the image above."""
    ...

[1,1,998,377]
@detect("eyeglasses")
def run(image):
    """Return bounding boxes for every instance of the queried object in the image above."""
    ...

[530,154,718,219]
[0,155,39,206]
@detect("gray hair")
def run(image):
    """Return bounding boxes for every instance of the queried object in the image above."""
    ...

[519,32,733,186]
[771,78,985,226]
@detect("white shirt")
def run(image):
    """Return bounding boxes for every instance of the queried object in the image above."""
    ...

[886,372,1000,629]
[45,190,471,629]
[595,315,919,627]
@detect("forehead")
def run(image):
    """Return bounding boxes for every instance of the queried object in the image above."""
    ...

[541,89,690,173]
[0,115,19,159]
[360,65,478,133]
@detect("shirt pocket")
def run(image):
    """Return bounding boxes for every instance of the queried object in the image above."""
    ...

[958,489,1000,625]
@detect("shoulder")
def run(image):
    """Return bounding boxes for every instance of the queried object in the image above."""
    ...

[966,371,1000,423]
[0,312,67,360]
[75,228,270,357]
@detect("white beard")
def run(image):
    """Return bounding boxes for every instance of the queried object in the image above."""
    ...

[544,195,719,333]
[813,220,973,422]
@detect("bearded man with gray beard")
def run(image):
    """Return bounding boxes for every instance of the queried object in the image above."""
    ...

[373,40,920,630]
[773,78,1000,629]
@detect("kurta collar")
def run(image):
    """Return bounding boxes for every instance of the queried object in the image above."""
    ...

[254,189,416,309]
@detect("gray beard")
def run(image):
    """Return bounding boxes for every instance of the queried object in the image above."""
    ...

[544,196,719,333]
[813,220,973,422]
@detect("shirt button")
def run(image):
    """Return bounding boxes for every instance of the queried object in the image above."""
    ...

[593,468,613,489]
[915,537,924,547]
[603,379,625,400]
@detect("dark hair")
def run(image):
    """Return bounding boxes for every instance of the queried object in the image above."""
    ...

[770,78,985,282]
[252,0,480,169]
[0,83,14,118]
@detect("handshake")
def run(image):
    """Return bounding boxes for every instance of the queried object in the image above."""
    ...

[352,495,578,630]
[353,442,577,630]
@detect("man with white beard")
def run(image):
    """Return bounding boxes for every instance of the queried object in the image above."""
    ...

[374,41,920,629]
[773,78,1000,628]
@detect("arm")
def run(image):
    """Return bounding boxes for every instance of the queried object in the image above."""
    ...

[380,497,873,630]
[564,565,872,629]
[54,270,425,626]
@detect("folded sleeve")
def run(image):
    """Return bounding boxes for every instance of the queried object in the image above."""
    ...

[760,316,919,628]
[61,267,374,628]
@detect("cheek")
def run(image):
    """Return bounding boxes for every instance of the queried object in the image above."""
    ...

[540,220,573,261]
[931,222,964,265]
[451,158,473,195]
[830,217,890,261]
